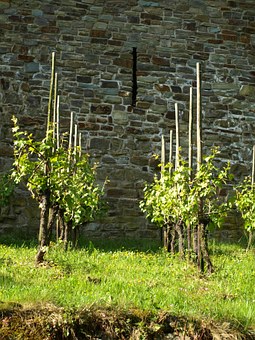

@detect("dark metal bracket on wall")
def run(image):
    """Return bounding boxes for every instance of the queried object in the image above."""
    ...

[132,47,137,107]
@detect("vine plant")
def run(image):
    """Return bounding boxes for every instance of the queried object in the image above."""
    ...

[235,177,255,250]
[140,148,231,273]
[11,53,107,264]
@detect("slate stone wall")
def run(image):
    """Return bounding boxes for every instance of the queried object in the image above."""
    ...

[0,0,254,240]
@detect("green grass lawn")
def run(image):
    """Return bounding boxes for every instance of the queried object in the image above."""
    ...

[0,238,255,333]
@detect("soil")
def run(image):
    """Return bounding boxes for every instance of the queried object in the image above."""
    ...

[0,303,254,339]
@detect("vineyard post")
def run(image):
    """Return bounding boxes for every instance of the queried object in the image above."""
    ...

[247,145,255,249]
[175,102,185,256]
[169,130,173,175]
[252,145,255,186]
[62,111,75,248]
[52,72,58,151]
[74,124,78,152]
[67,111,74,169]
[78,133,82,158]
[187,86,193,255]
[189,86,193,177]
[69,111,74,150]
[46,52,55,139]
[196,62,203,272]
[36,52,56,264]
[55,94,60,241]
[175,103,180,170]
[161,134,165,175]
[56,95,60,150]
[196,62,213,273]
[48,70,59,243]
[196,63,202,170]
[72,123,79,247]
[161,133,168,249]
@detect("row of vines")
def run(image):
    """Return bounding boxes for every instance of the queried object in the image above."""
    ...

[10,53,107,264]
[0,55,254,272]
[140,63,255,273]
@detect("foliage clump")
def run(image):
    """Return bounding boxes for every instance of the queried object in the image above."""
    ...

[235,177,255,231]
[140,148,231,272]
[235,177,255,249]
[11,117,107,262]
[11,53,107,264]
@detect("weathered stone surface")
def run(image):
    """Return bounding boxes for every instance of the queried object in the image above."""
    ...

[0,0,254,240]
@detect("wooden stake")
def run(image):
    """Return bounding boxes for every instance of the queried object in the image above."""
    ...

[47,52,56,139]
[68,111,74,169]
[74,124,78,153]
[196,62,202,170]
[169,130,173,174]
[56,95,60,150]
[175,103,180,169]
[73,124,78,166]
[53,72,58,142]
[189,86,193,178]
[252,145,255,186]
[187,87,193,256]
[69,111,74,150]
[79,132,82,158]
[161,134,165,174]
[247,144,255,251]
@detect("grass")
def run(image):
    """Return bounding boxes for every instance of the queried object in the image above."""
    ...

[0,237,255,334]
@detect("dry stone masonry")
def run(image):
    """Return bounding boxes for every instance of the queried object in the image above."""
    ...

[0,0,255,239]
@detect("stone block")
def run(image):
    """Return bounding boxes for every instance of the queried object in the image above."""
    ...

[112,110,128,125]
[82,89,94,97]
[154,84,170,92]
[126,126,142,135]
[108,40,124,46]
[90,137,110,151]
[93,21,108,30]
[91,104,112,115]
[90,30,110,38]
[147,114,161,123]
[138,0,160,7]
[102,155,116,164]
[239,85,255,96]
[77,75,91,83]
[101,80,119,88]
[113,58,132,68]
[136,101,151,109]
[27,95,41,107]
[91,37,108,44]
[104,96,122,104]
[131,155,149,166]
[24,62,39,73]
[152,55,169,66]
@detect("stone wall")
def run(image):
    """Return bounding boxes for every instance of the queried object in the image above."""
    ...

[0,0,255,240]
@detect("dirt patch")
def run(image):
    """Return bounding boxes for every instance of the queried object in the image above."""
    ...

[0,303,254,339]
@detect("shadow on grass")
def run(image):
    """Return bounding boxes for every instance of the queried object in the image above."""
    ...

[77,237,163,253]
[0,230,251,256]
[0,232,37,248]
[209,238,249,257]
[0,230,162,253]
